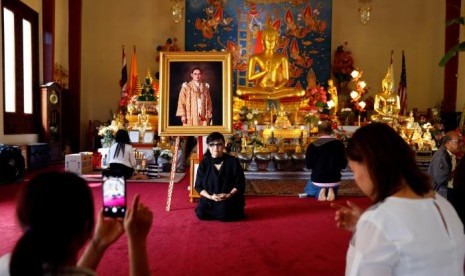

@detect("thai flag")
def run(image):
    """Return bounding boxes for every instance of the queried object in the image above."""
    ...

[119,46,127,94]
[398,51,407,116]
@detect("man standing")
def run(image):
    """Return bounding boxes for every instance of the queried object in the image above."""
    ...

[301,120,347,201]
[176,67,212,126]
[428,130,462,199]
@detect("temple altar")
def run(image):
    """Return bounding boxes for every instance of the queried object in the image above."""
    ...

[125,114,158,132]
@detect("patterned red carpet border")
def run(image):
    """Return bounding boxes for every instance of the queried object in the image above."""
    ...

[246,179,364,197]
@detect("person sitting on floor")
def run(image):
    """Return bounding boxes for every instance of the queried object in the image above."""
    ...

[105,129,148,180]
[194,132,246,221]
[301,120,347,201]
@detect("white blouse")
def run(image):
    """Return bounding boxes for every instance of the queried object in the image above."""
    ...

[346,194,465,276]
[107,143,136,169]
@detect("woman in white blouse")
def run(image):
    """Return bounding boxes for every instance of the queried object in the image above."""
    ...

[333,123,465,276]
[106,129,137,179]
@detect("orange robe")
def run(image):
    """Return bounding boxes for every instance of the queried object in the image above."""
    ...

[176,81,212,126]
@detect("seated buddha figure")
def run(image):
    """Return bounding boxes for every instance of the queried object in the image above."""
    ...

[274,106,292,129]
[371,65,401,122]
[136,104,152,130]
[236,23,305,101]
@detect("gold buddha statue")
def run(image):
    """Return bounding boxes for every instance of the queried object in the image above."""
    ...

[136,104,152,130]
[327,79,338,116]
[371,60,401,122]
[236,21,305,101]
[274,106,291,129]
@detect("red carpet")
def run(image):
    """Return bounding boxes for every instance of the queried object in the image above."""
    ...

[0,168,372,275]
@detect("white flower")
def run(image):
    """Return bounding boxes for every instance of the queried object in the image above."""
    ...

[246,113,254,120]
[159,149,173,160]
[422,123,432,129]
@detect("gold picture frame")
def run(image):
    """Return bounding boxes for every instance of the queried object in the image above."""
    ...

[158,51,232,136]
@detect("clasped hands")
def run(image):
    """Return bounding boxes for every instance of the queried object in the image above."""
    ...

[210,193,231,202]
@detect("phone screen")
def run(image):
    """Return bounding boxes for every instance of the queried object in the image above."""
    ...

[102,176,126,217]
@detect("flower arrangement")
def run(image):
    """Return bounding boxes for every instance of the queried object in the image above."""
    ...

[98,122,121,147]
[156,38,181,62]
[119,91,132,109]
[307,85,328,112]
[334,127,352,143]
[98,123,119,138]
[155,38,181,80]
[304,109,320,125]
[332,42,354,83]
[159,149,173,161]
[238,106,260,123]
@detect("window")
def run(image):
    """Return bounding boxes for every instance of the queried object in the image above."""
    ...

[2,0,39,134]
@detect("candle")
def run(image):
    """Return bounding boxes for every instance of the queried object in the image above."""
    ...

[358,115,361,126]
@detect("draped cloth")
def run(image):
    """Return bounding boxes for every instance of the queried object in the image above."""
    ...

[176,80,212,126]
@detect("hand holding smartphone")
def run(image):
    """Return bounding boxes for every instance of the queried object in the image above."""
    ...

[102,175,126,218]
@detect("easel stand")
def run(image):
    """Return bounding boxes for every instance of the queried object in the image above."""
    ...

[165,136,180,211]
[166,136,203,211]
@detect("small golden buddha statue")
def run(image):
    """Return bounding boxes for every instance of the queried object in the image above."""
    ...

[241,137,248,153]
[421,127,436,150]
[274,106,291,129]
[115,111,125,129]
[236,21,305,101]
[371,59,401,122]
[327,79,338,116]
[159,136,171,150]
[137,104,152,130]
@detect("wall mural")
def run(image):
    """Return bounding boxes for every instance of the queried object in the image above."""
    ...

[185,0,332,93]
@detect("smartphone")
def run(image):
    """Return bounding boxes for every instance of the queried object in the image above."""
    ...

[102,175,126,218]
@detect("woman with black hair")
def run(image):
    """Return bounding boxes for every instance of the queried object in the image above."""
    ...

[106,129,138,179]
[332,123,465,275]
[194,132,246,221]
[0,171,153,276]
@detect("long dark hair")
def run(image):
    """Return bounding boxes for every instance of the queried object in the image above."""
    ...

[346,123,431,203]
[114,129,131,158]
[9,172,94,275]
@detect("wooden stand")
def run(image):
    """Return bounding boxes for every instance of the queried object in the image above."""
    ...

[189,154,200,202]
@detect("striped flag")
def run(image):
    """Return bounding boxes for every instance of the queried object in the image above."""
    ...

[119,46,127,94]
[398,51,407,115]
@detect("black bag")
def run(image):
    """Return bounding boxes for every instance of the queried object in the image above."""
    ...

[0,145,25,184]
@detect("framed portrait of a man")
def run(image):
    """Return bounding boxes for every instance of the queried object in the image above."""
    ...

[158,51,232,136]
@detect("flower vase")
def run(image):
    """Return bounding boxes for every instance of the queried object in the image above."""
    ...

[101,138,113,148]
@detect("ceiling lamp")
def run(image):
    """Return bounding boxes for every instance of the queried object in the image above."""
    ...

[171,0,184,23]
[358,0,372,25]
